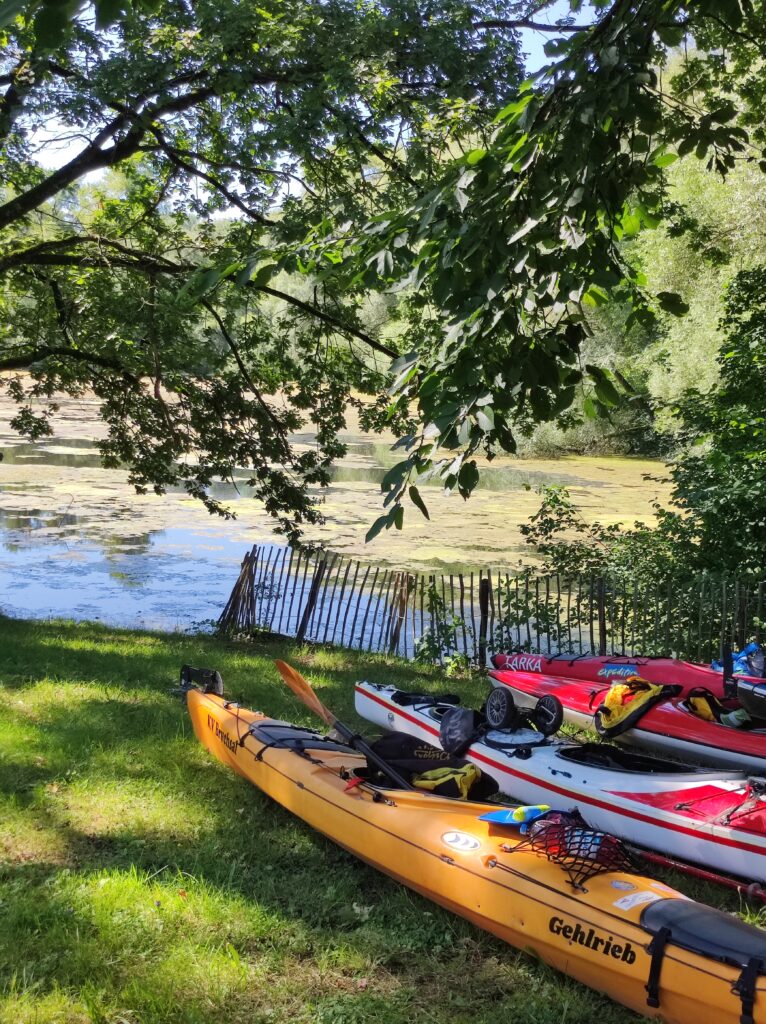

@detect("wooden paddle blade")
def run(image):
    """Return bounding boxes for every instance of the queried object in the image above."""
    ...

[274,661,414,791]
[274,660,336,727]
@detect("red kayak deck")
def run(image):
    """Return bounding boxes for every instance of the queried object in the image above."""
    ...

[609,784,766,836]
[489,667,766,766]
[490,653,760,696]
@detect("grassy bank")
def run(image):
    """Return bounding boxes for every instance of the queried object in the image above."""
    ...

[0,617,757,1024]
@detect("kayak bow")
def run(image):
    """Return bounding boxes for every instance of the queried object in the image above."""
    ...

[187,682,766,1024]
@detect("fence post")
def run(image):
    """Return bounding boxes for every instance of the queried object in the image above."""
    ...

[478,576,490,666]
[597,577,608,656]
[296,557,326,641]
[388,573,413,654]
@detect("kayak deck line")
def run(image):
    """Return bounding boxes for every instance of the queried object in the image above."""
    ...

[224,705,636,923]
[187,686,766,1023]
[212,698,745,975]
[354,682,766,882]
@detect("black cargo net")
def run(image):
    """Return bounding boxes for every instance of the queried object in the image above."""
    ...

[510,809,638,890]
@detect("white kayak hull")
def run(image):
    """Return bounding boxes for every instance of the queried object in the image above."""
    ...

[355,681,766,884]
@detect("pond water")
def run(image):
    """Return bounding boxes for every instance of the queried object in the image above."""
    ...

[0,393,670,631]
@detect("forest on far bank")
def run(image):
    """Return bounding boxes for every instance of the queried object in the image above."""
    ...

[523,147,766,459]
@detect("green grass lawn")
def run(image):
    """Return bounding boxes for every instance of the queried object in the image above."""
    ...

[0,615,761,1024]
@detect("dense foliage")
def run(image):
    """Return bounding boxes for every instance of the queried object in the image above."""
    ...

[664,268,766,575]
[0,0,520,536]
[2,0,766,548]
[336,0,766,538]
[522,267,766,580]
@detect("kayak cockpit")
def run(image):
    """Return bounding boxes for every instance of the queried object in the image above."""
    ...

[642,898,766,968]
[641,898,766,1019]
[555,742,735,775]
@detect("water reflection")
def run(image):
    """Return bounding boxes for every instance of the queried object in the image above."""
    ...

[0,438,104,469]
[0,429,667,630]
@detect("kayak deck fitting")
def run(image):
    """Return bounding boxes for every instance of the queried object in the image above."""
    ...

[354,681,766,885]
[187,684,766,1024]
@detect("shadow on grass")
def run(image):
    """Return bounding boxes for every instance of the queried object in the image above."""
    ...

[0,616,652,1023]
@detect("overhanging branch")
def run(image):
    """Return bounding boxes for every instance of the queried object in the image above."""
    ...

[253,282,398,359]
[0,346,140,383]
[201,299,287,432]
[472,18,589,32]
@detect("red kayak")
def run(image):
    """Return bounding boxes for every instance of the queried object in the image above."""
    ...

[490,652,759,695]
[488,664,766,771]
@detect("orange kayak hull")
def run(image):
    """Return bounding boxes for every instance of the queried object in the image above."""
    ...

[187,689,766,1023]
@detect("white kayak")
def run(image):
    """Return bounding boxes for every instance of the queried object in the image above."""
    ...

[355,681,766,884]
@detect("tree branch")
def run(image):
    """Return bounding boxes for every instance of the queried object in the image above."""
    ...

[200,300,286,431]
[472,18,590,32]
[1,238,398,360]
[0,234,186,273]
[140,143,317,199]
[34,271,77,347]
[253,282,398,359]
[0,346,140,383]
[154,135,273,225]
[0,84,218,230]
[322,102,418,188]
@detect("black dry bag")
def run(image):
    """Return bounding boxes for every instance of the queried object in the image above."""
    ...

[439,706,483,757]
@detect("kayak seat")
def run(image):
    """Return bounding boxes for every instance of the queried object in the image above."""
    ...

[556,742,704,774]
[641,899,766,971]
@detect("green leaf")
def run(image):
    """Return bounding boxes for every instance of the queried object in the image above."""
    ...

[409,485,430,520]
[0,0,31,27]
[466,149,486,165]
[475,406,495,432]
[389,350,418,375]
[656,22,684,46]
[251,262,279,286]
[583,396,599,419]
[594,378,620,407]
[33,0,72,46]
[457,460,480,498]
[620,210,641,237]
[380,460,409,494]
[653,151,678,168]
[582,284,609,307]
[95,0,125,29]
[494,93,533,123]
[508,217,540,245]
[419,373,441,398]
[544,36,574,57]
[375,250,393,276]
[365,514,389,543]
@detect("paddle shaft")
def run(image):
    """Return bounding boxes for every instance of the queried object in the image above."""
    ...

[330,719,416,791]
[273,661,415,791]
[632,847,766,904]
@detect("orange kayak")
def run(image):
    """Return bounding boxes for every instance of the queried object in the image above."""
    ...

[187,687,766,1023]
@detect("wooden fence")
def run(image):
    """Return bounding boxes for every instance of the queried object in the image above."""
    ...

[218,543,766,665]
